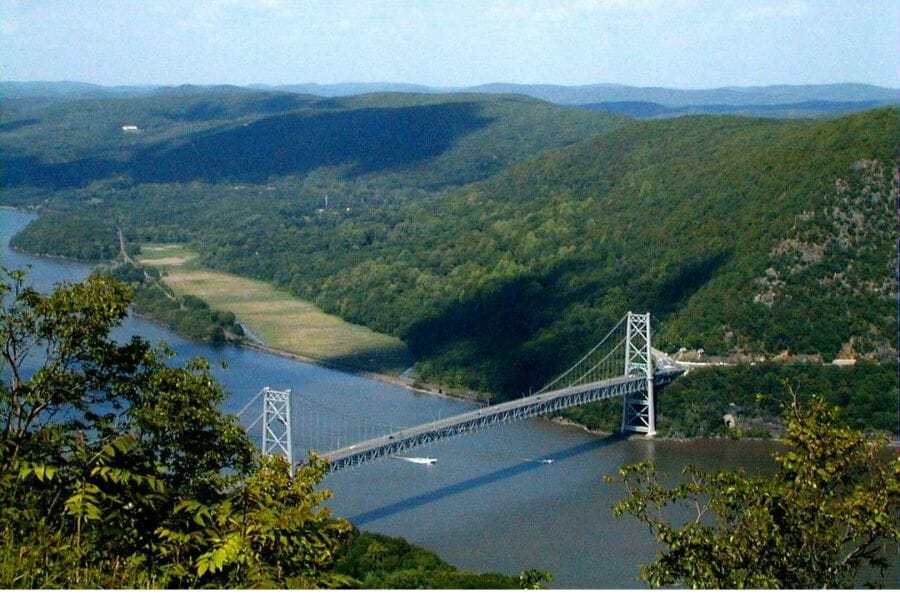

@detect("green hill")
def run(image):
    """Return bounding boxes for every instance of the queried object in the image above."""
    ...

[253,108,895,399]
[1,88,628,191]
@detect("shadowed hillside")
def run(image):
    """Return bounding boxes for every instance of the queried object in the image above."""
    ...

[1,88,628,191]
[132,103,493,183]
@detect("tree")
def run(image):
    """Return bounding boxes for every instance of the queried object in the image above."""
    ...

[608,393,899,589]
[0,267,350,588]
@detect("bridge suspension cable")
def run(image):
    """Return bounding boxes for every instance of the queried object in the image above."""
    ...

[536,313,629,394]
[235,388,265,419]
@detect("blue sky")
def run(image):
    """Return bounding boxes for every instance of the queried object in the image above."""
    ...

[2,0,898,88]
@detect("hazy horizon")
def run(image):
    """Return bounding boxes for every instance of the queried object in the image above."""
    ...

[6,79,899,93]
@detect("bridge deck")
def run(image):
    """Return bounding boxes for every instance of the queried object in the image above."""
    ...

[319,367,684,473]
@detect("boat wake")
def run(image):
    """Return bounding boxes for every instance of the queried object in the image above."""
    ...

[394,456,438,465]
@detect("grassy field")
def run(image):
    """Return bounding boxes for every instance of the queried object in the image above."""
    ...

[137,243,198,267]
[137,244,412,375]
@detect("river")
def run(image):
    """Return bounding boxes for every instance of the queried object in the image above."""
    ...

[0,207,831,588]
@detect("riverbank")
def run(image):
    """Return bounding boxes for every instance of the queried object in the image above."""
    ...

[549,415,790,444]
[235,337,489,405]
[132,244,490,402]
[7,242,98,265]
[7,214,490,406]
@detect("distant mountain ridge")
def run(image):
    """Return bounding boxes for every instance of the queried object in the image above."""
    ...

[1,80,158,99]
[578,99,893,119]
[459,82,900,106]
[5,80,898,109]
[0,86,628,190]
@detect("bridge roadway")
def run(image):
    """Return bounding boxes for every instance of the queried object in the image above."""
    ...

[319,366,685,473]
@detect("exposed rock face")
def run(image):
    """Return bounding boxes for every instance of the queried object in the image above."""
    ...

[754,159,898,360]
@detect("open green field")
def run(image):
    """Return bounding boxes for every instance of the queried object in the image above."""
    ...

[137,244,412,375]
[138,243,199,267]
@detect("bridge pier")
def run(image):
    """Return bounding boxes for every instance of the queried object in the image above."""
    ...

[622,389,656,435]
[622,312,656,436]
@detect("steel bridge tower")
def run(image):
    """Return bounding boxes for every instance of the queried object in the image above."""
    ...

[622,311,656,435]
[262,387,293,474]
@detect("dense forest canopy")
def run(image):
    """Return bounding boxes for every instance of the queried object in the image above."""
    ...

[3,86,897,434]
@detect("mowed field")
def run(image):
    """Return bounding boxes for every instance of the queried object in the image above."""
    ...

[137,244,412,375]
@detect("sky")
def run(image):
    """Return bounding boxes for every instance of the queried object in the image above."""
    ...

[1,0,898,89]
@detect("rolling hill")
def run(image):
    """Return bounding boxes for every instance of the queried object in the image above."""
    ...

[0,87,628,191]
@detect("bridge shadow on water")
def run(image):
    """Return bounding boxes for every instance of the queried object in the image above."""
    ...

[349,433,627,526]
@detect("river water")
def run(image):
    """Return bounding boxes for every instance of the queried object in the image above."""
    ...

[0,207,831,588]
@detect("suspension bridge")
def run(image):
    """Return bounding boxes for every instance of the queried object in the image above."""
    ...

[234,312,687,475]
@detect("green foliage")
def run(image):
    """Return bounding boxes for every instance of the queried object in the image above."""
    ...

[656,362,897,438]
[0,267,347,588]
[333,530,521,589]
[518,569,554,589]
[156,455,352,588]
[564,361,898,438]
[6,86,896,423]
[1,88,626,191]
[10,213,120,261]
[62,107,892,406]
[609,395,900,589]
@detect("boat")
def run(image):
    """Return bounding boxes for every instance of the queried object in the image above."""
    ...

[395,456,438,465]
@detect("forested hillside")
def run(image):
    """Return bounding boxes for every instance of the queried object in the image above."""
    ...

[307,108,897,399]
[4,88,897,429]
[0,87,628,191]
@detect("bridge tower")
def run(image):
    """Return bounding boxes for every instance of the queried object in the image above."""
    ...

[622,312,656,436]
[262,387,294,474]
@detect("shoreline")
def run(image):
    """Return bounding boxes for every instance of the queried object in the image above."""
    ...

[0,209,488,411]
[2,205,102,266]
[113,227,470,403]
[549,416,786,443]
[9,244,101,265]
[126,305,453,401]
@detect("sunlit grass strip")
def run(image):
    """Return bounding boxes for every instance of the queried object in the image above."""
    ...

[137,243,199,267]
[136,248,411,375]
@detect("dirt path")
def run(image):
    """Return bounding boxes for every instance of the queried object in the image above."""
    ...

[116,227,133,264]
